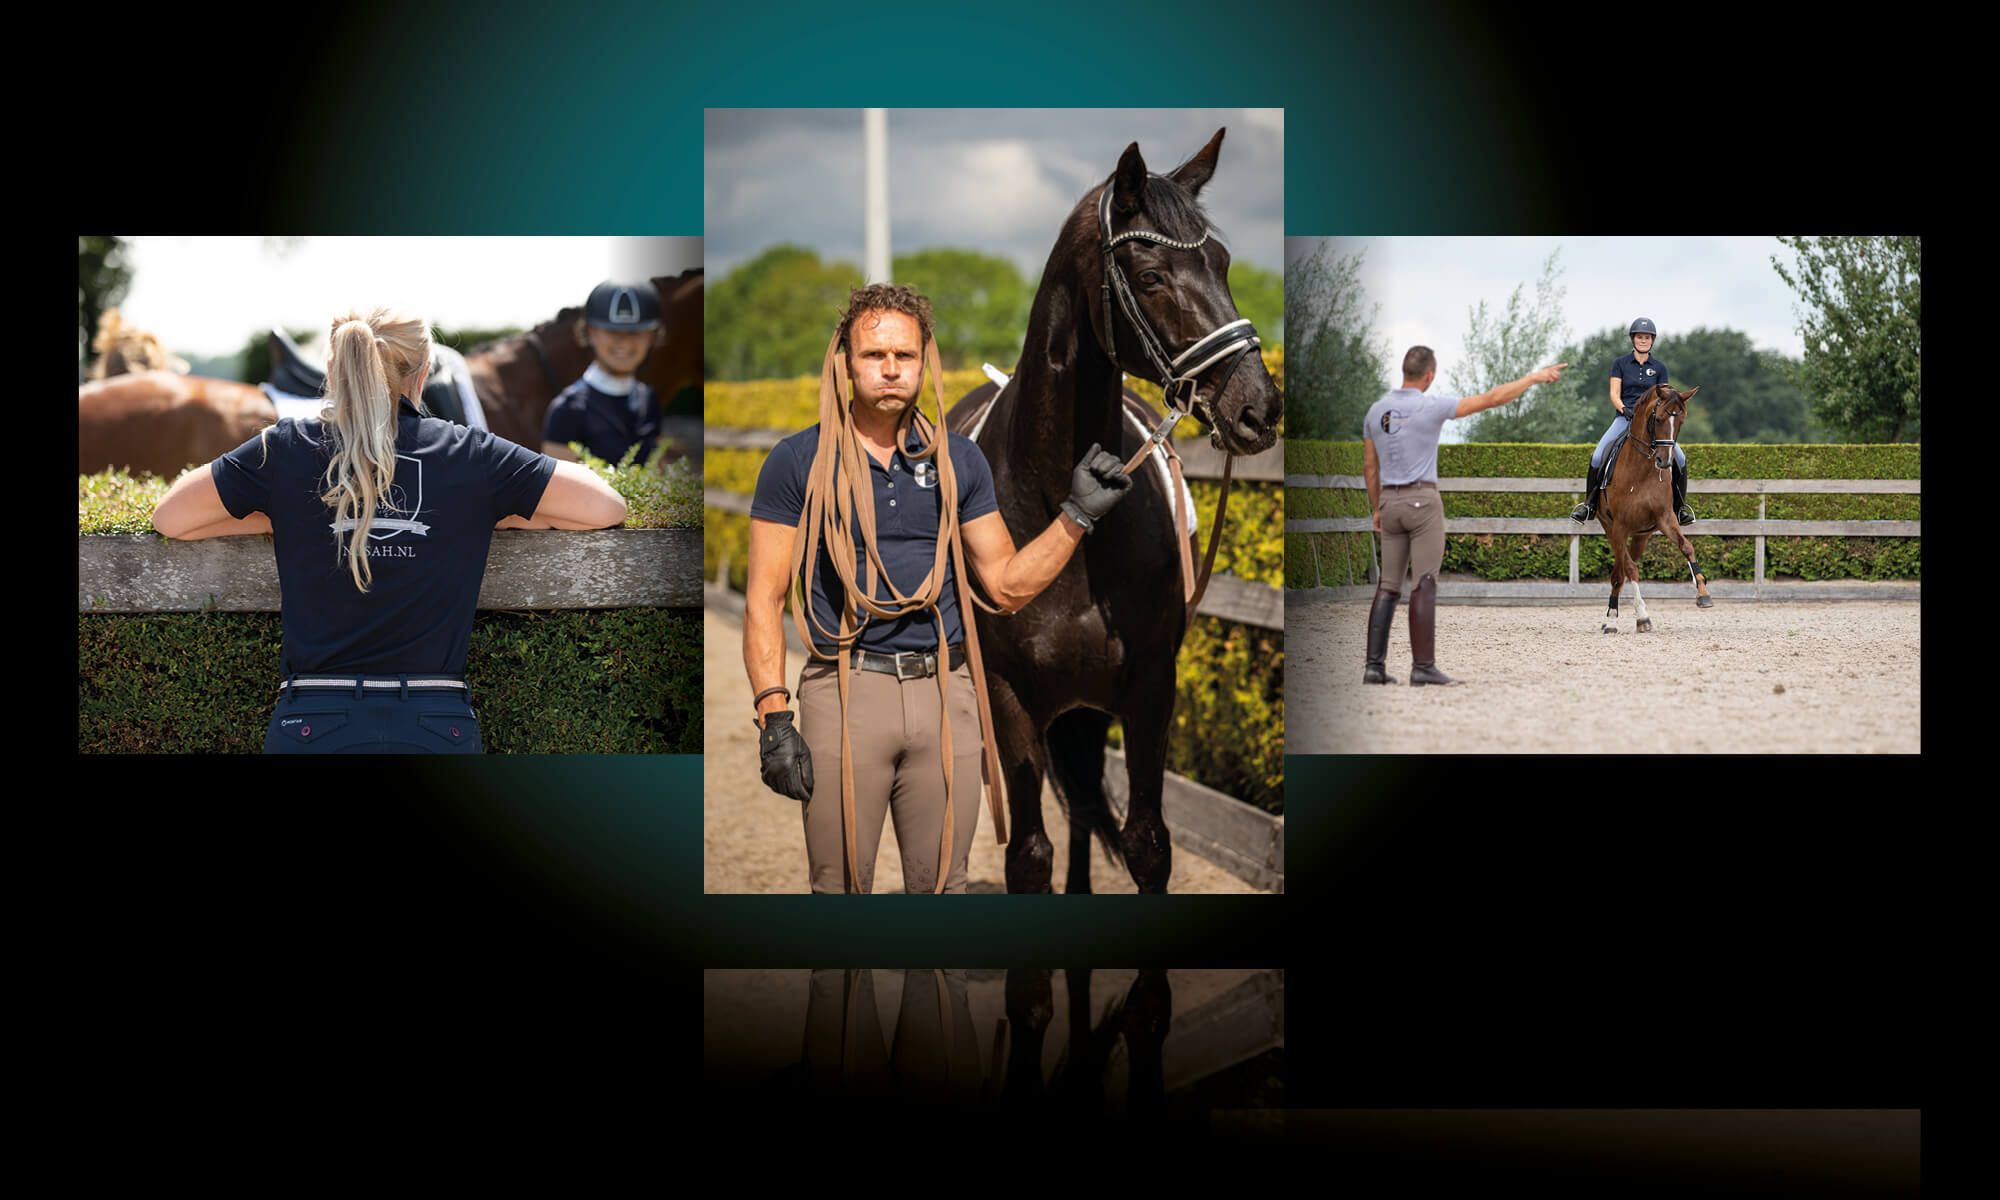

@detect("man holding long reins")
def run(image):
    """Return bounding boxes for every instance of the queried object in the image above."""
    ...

[742,284,1135,894]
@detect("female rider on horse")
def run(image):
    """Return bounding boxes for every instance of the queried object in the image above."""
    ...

[150,305,627,753]
[1571,317,1694,526]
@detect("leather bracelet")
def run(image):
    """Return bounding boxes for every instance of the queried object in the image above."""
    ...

[752,684,790,710]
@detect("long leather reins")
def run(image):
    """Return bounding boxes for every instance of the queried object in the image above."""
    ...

[789,331,1009,894]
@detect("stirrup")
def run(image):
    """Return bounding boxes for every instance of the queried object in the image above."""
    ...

[1570,502,1593,522]
[1677,505,1695,524]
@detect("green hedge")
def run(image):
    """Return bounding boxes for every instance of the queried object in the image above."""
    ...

[1287,441,1922,586]
[79,608,701,753]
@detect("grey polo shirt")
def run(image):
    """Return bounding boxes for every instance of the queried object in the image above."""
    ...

[1362,388,1460,485]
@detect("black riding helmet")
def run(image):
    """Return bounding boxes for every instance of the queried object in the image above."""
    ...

[586,281,662,332]
[1629,317,1658,341]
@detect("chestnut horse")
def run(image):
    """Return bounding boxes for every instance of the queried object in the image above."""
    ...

[1595,383,1715,633]
[78,270,703,478]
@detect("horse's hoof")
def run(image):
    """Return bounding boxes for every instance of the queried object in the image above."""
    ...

[1636,618,1652,633]
[1697,595,1715,609]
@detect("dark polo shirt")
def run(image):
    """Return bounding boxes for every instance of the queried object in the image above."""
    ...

[212,398,556,677]
[1612,351,1670,413]
[543,376,661,465]
[752,423,998,654]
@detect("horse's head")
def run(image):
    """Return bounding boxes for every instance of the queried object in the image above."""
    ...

[1082,129,1282,456]
[1636,384,1698,468]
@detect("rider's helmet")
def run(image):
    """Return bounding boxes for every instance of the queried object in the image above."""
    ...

[586,281,662,332]
[1629,317,1658,341]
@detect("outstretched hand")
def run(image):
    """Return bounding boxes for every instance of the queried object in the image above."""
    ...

[1532,363,1570,385]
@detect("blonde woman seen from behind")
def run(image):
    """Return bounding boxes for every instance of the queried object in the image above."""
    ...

[151,306,626,753]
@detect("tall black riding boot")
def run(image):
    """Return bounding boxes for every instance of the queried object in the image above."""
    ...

[1571,461,1604,522]
[1672,461,1694,524]
[1408,573,1459,686]
[1363,585,1399,684]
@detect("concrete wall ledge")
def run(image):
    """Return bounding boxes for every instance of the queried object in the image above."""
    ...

[79,528,702,612]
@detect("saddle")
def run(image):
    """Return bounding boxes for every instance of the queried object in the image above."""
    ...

[265,328,486,429]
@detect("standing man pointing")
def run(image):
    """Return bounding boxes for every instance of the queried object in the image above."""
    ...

[1361,346,1568,685]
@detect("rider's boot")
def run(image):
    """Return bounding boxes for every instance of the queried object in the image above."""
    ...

[1407,573,1460,686]
[1672,461,1695,524]
[1570,461,1604,523]
[1363,585,1399,684]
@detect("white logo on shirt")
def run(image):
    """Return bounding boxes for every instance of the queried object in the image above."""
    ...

[330,453,430,538]
[913,461,938,490]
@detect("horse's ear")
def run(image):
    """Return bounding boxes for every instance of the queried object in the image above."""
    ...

[1112,141,1148,218]
[1169,127,1226,196]
[1681,385,1700,400]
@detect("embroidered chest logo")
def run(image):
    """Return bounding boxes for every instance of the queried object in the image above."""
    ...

[1645,367,1656,377]
[912,461,938,490]
[1379,409,1408,435]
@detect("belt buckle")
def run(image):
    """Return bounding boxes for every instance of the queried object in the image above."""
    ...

[892,651,926,681]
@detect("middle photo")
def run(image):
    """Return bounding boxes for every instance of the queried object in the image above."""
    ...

[704,108,1285,895]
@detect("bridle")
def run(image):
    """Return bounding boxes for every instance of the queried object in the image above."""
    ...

[1090,182,1260,623]
[1096,183,1262,450]
[1636,389,1683,474]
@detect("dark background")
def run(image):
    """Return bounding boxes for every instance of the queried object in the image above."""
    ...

[69,0,1928,1182]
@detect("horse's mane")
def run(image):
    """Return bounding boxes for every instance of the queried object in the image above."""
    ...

[1134,169,1214,244]
[89,308,187,380]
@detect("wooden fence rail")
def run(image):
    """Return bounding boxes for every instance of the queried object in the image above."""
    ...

[79,528,703,612]
[1286,475,1921,594]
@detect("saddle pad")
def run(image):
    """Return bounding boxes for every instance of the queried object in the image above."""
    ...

[259,383,325,424]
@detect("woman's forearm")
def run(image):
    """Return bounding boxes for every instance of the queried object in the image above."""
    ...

[168,512,273,540]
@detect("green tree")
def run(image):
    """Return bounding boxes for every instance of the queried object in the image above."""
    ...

[1772,235,1920,442]
[1283,241,1388,441]
[890,247,1034,371]
[79,236,133,378]
[1228,260,1284,348]
[1662,326,1819,443]
[1459,250,1571,442]
[705,245,863,381]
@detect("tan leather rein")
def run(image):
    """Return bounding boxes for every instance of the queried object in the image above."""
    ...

[789,332,1009,894]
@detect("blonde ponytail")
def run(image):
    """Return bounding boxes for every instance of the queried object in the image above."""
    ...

[322,306,431,592]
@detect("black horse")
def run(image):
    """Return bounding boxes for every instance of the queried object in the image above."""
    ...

[946,130,1282,894]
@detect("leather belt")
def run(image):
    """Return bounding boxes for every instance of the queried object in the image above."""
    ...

[1382,481,1437,490]
[849,644,966,681]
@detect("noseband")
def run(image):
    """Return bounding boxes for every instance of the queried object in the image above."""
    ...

[1096,184,1261,449]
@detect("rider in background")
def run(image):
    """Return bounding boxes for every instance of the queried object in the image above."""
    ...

[542,280,663,467]
[1572,317,1693,525]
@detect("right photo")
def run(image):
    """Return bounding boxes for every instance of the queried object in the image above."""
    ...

[1284,236,1919,754]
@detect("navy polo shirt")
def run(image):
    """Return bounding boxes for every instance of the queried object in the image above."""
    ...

[751,424,998,654]
[543,376,660,465]
[212,398,556,677]
[1612,352,1669,413]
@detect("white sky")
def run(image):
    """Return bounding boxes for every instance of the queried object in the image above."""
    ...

[109,236,703,360]
[1288,235,1809,384]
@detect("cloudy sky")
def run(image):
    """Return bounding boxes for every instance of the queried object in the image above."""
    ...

[704,108,1284,280]
[1288,236,1811,386]
[107,236,703,361]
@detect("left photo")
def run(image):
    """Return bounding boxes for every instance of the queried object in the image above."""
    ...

[78,236,706,753]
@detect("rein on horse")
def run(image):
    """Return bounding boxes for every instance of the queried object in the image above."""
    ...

[789,331,1010,894]
[1096,182,1257,623]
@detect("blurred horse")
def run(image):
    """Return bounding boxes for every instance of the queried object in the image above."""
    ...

[87,308,189,380]
[77,270,704,478]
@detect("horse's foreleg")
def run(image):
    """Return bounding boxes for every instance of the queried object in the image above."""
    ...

[1044,708,1116,895]
[1666,526,1715,609]
[1117,675,1176,894]
[1604,539,1630,634]
[1628,534,1653,632]
[987,675,1053,894]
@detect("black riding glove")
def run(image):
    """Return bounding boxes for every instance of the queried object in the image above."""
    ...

[1059,442,1134,533]
[758,711,814,803]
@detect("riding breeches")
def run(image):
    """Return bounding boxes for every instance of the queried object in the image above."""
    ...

[1378,486,1446,586]
[1591,415,1687,470]
[796,660,983,894]
[262,679,482,754]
